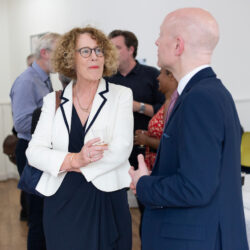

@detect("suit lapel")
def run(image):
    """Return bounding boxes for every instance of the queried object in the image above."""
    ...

[165,67,216,130]
[153,67,216,173]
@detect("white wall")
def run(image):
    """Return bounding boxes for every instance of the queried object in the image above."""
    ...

[0,0,11,103]
[1,0,250,129]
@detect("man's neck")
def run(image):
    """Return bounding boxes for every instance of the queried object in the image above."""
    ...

[174,53,211,82]
[174,61,210,82]
[119,59,136,77]
[36,59,49,75]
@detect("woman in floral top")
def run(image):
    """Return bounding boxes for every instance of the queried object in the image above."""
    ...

[134,69,177,170]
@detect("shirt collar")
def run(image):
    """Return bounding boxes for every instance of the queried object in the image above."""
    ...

[117,60,140,77]
[32,61,49,82]
[130,60,140,74]
[177,65,210,95]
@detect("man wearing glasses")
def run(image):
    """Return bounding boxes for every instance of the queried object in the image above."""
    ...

[10,32,60,250]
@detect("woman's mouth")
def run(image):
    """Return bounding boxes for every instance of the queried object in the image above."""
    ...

[89,65,99,69]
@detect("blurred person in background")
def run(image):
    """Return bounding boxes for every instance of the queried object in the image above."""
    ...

[107,30,165,169]
[26,54,35,67]
[10,32,61,250]
[134,69,178,170]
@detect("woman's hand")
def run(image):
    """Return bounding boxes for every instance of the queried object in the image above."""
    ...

[61,137,108,172]
[71,138,108,170]
[134,130,148,146]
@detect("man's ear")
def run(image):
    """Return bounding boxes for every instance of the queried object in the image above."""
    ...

[175,36,184,56]
[40,48,49,59]
[128,46,135,56]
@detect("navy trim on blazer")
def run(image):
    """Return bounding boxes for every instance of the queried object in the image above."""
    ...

[59,80,109,136]
[59,87,70,134]
[85,80,109,135]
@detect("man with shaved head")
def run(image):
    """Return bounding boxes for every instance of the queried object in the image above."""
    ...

[129,8,249,250]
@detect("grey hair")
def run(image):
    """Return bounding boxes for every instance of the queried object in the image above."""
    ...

[59,74,71,85]
[34,32,61,59]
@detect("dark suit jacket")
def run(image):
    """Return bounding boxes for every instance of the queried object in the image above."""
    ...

[137,67,249,250]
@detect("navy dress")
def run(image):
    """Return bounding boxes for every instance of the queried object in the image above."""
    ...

[43,106,132,250]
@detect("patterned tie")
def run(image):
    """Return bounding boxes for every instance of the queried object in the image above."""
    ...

[165,90,179,124]
[45,77,53,92]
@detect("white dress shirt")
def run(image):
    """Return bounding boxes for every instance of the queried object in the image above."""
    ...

[177,65,210,95]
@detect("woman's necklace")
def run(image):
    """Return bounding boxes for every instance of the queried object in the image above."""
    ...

[75,85,97,114]
[76,93,90,113]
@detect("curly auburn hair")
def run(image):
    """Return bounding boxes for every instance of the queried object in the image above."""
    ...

[52,27,118,79]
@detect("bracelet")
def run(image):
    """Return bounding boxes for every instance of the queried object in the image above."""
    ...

[138,102,145,114]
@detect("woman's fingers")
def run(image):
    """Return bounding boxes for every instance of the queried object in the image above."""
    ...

[87,144,108,159]
[92,144,108,151]
[85,137,102,147]
[88,150,104,159]
[135,129,142,135]
[134,134,143,144]
[90,154,103,162]
[77,137,109,167]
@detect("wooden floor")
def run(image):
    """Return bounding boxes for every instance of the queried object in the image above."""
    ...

[0,179,141,250]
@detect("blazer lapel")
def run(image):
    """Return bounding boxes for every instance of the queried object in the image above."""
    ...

[85,78,109,135]
[59,79,109,137]
[59,82,73,135]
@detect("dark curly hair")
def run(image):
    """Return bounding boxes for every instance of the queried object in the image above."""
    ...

[53,27,118,79]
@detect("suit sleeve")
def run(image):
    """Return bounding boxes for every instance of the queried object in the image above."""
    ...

[137,90,224,208]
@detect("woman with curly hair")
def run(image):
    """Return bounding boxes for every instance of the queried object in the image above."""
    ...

[26,27,133,250]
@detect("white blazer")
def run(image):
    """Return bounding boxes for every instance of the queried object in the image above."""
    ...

[26,79,134,196]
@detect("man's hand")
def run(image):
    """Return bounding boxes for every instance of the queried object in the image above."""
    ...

[129,154,150,194]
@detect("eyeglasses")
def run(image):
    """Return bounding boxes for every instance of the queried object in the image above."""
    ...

[76,47,104,58]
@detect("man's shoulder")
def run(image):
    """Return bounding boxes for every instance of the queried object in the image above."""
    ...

[10,67,39,96]
[137,63,160,75]
[104,74,118,82]
[13,67,37,85]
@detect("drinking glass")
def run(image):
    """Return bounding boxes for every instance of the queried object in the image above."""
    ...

[92,128,109,146]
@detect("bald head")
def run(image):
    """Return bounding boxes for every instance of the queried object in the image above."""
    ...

[156,8,220,79]
[165,8,219,54]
